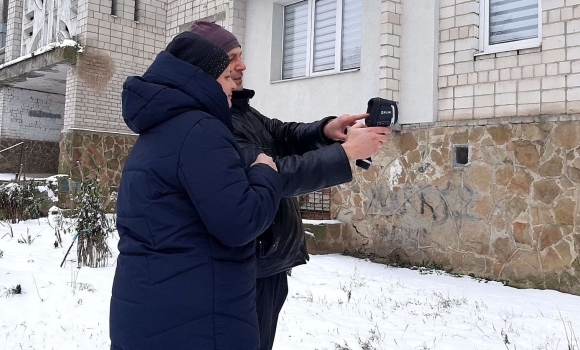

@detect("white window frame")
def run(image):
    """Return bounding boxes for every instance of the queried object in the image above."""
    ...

[281,0,359,80]
[478,0,542,55]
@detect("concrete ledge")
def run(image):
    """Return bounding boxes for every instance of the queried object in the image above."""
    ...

[0,45,79,94]
[0,46,78,83]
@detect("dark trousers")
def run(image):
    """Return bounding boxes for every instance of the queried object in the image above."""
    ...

[256,271,289,350]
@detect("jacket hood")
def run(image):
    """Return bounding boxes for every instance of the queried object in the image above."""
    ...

[122,51,233,134]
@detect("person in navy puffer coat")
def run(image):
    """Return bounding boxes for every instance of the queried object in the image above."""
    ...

[109,32,282,350]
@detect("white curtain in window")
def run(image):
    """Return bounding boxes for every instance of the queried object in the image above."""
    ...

[283,1,308,79]
[489,0,538,45]
[341,0,362,70]
[313,0,337,72]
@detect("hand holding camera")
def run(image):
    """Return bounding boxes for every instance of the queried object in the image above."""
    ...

[354,98,399,170]
[323,113,369,141]
[342,123,391,161]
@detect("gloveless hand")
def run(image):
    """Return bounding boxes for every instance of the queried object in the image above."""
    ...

[323,113,369,141]
[251,153,278,171]
[341,123,391,161]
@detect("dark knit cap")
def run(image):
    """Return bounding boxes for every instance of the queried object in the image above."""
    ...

[165,32,230,79]
[189,21,241,53]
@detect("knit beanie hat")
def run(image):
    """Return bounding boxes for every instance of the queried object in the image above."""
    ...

[165,32,230,79]
[189,21,241,53]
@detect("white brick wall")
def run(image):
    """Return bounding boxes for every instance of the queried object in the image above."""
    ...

[380,0,402,101]
[438,0,580,121]
[63,0,167,132]
[5,0,23,61]
[63,0,248,133]
[0,87,65,142]
[166,0,246,48]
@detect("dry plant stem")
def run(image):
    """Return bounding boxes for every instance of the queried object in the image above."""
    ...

[32,274,44,302]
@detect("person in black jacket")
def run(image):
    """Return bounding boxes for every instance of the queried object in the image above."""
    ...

[110,32,282,350]
[190,22,391,350]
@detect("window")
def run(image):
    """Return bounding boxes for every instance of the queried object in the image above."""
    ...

[479,0,541,54]
[282,0,362,80]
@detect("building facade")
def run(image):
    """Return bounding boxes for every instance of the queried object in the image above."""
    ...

[0,0,578,294]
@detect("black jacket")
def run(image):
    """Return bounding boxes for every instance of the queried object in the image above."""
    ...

[231,89,352,278]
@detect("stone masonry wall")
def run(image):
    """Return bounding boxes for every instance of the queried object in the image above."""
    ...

[0,138,59,174]
[0,87,65,142]
[438,0,580,120]
[59,128,136,198]
[334,116,580,295]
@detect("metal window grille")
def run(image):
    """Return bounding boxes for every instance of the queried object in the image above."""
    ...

[299,188,331,220]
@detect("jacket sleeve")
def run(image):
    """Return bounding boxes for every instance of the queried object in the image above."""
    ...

[254,107,335,157]
[236,136,352,198]
[177,117,282,247]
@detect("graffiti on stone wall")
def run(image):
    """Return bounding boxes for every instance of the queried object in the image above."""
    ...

[336,121,580,295]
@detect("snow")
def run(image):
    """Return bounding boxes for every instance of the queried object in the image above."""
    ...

[0,173,63,182]
[0,174,62,203]
[0,40,83,70]
[303,219,342,225]
[1,217,579,350]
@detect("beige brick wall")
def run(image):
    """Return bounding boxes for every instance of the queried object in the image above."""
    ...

[63,0,167,132]
[438,0,578,121]
[380,0,402,102]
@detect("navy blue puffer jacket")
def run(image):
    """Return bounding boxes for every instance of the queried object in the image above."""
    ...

[109,51,281,350]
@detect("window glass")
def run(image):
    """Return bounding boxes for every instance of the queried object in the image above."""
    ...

[313,0,337,72]
[283,1,309,79]
[489,0,539,45]
[341,0,362,70]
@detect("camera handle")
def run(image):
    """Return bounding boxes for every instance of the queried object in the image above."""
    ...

[355,158,372,170]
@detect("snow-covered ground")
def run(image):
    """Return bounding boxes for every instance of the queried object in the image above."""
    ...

[1,216,579,350]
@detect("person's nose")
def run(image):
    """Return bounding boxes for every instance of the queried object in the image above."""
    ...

[235,58,246,72]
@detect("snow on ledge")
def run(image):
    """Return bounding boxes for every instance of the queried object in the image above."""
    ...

[302,219,342,225]
[0,39,84,70]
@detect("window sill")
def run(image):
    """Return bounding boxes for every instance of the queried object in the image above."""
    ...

[271,68,360,84]
[474,40,542,58]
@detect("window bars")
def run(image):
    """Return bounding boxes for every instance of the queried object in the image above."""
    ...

[299,188,331,220]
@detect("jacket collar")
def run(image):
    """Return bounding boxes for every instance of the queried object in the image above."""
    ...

[231,89,255,114]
